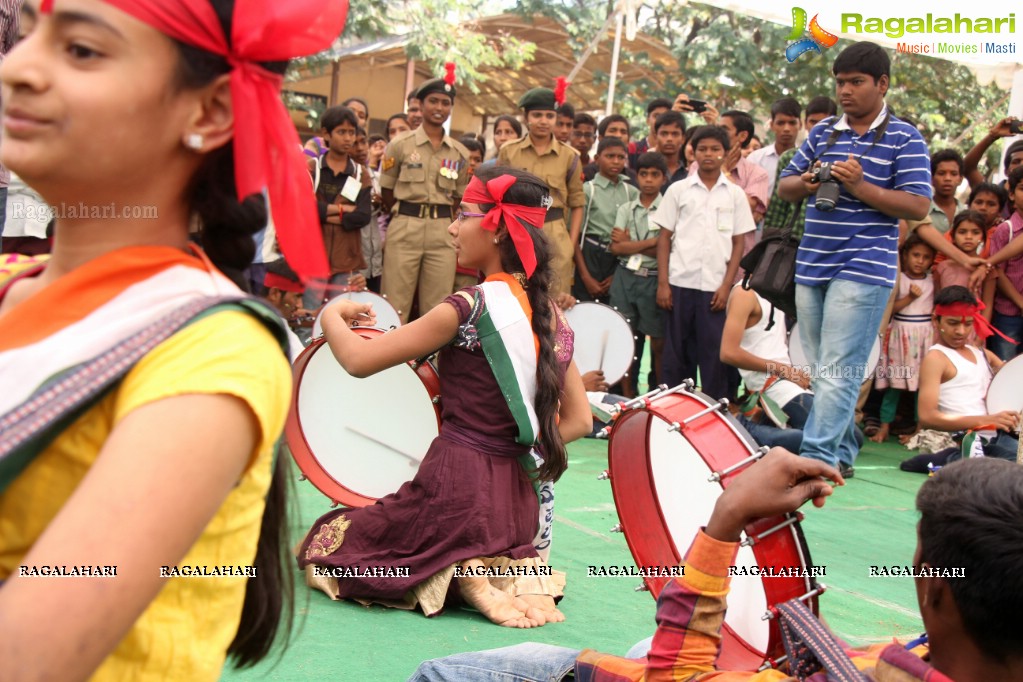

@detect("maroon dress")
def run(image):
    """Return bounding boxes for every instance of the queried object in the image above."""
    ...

[297,290,573,608]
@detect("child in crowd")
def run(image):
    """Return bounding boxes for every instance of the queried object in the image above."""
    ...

[608,152,668,396]
[918,286,1020,460]
[309,106,372,309]
[572,137,638,301]
[385,113,411,141]
[872,234,936,443]
[367,134,387,171]
[571,113,597,165]
[654,126,754,399]
[459,135,486,176]
[984,166,1023,360]
[967,182,1008,230]
[933,211,997,328]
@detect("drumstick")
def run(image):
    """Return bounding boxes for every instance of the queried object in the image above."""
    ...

[1017,410,1022,465]
[597,330,610,372]
[345,425,421,464]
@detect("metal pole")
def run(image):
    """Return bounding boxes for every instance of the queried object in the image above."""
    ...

[567,2,621,85]
[606,9,624,116]
[329,59,340,107]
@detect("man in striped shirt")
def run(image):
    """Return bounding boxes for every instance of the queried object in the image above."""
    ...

[778,42,931,475]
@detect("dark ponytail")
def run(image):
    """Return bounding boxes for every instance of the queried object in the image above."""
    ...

[173,0,294,668]
[474,165,568,483]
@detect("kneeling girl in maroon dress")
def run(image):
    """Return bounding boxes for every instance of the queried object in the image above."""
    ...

[297,167,591,627]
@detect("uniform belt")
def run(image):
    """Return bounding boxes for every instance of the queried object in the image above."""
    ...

[583,236,611,249]
[397,202,453,219]
[544,207,564,223]
[631,266,658,278]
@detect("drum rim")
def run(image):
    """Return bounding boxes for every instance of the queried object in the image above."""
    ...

[986,353,1023,414]
[312,290,402,338]
[285,334,441,507]
[607,387,819,670]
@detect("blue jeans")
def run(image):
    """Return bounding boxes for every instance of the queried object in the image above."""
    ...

[988,311,1023,362]
[408,643,581,682]
[736,392,864,454]
[796,279,889,468]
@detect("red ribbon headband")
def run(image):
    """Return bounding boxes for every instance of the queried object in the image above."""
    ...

[462,175,547,278]
[264,272,303,293]
[934,302,1017,344]
[40,0,348,282]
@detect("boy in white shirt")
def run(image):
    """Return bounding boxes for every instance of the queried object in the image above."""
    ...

[653,126,755,399]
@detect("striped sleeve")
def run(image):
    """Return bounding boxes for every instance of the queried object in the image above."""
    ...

[889,125,933,198]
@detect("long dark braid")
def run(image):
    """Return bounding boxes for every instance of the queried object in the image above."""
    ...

[474,166,568,482]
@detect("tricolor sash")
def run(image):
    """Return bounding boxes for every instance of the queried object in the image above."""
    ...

[473,275,540,448]
[0,246,289,493]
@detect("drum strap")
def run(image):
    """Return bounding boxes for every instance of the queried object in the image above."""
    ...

[776,599,868,681]
[0,296,290,494]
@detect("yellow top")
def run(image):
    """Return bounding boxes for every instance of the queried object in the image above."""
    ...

[0,310,292,681]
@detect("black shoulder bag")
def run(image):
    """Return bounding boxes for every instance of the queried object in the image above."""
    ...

[740,198,803,324]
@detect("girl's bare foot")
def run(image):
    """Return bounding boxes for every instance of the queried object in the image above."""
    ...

[869,423,890,443]
[458,562,541,628]
[520,594,565,623]
[898,428,920,445]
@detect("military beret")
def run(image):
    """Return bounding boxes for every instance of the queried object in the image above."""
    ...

[416,78,456,101]
[518,88,557,112]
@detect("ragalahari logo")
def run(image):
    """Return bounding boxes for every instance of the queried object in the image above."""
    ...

[786,7,839,62]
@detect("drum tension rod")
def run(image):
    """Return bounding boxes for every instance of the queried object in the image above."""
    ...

[761,584,827,621]
[610,523,623,533]
[708,446,770,482]
[757,655,788,672]
[667,398,729,433]
[634,583,649,592]
[597,470,610,481]
[740,512,803,547]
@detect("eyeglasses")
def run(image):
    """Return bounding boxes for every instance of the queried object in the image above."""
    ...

[456,211,487,222]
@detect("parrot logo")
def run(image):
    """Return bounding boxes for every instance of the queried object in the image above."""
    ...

[786,8,839,62]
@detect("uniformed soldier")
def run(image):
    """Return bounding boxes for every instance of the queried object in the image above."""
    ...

[498,88,584,297]
[379,77,470,323]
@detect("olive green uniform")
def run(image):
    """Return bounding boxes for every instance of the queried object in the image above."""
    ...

[498,136,584,296]
[379,127,470,322]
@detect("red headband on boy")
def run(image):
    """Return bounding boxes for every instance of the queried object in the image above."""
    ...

[934,301,1017,344]
[462,175,547,278]
[40,0,347,282]
[263,272,303,293]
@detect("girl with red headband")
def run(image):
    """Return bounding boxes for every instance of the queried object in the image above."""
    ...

[299,166,591,628]
[0,0,345,678]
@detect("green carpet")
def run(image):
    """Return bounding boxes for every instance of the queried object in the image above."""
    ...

[221,435,926,681]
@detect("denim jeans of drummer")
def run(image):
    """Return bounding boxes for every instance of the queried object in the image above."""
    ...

[796,279,889,468]
[408,643,582,682]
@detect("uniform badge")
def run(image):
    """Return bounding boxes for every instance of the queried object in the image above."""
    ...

[382,157,395,171]
[409,151,422,165]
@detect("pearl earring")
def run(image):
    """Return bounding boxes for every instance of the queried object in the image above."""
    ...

[185,133,204,150]
[493,238,499,244]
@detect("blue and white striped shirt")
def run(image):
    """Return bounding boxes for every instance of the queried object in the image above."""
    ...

[781,106,932,288]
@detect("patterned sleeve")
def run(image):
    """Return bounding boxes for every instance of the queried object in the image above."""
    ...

[443,287,477,325]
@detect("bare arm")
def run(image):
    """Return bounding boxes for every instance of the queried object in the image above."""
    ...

[656,228,674,310]
[322,298,460,378]
[0,395,261,681]
[915,223,984,269]
[963,117,1017,188]
[917,350,998,431]
[558,360,593,443]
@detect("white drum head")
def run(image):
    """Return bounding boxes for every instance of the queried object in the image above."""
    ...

[647,415,769,653]
[789,322,880,384]
[296,341,437,500]
[564,302,635,385]
[312,291,402,337]
[987,354,1023,414]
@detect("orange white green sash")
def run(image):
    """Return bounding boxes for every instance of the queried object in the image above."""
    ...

[0,246,286,491]
[475,274,539,447]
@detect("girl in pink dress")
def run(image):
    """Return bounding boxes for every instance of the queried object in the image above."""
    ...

[872,234,935,443]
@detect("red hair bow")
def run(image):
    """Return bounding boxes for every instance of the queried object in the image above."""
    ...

[462,175,547,278]
[42,0,349,282]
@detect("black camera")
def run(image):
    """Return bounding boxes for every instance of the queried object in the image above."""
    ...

[811,162,840,212]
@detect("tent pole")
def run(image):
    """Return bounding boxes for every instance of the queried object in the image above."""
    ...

[606,9,624,116]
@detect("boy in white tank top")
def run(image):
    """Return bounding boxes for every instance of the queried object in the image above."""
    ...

[918,286,1020,460]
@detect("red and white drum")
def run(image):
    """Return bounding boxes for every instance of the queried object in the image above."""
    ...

[312,291,402,337]
[286,331,441,508]
[564,302,636,385]
[606,382,822,672]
